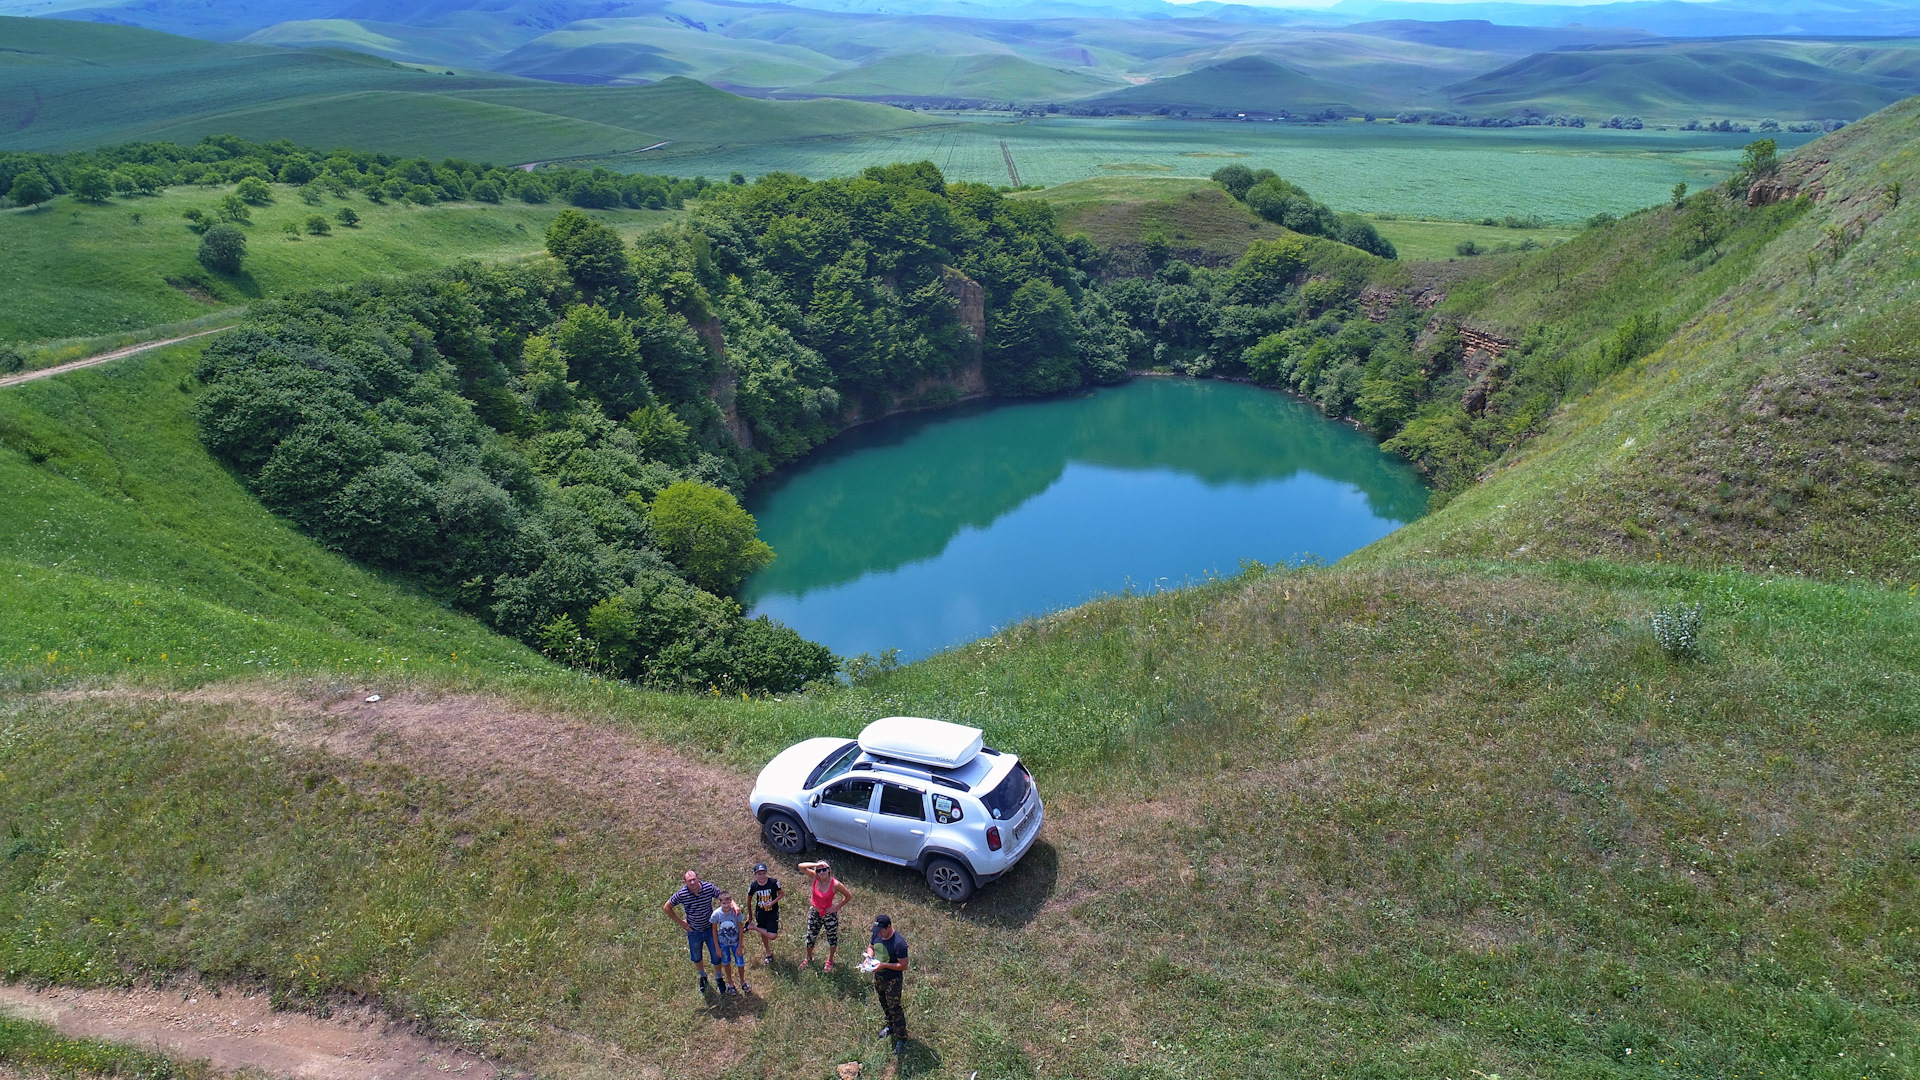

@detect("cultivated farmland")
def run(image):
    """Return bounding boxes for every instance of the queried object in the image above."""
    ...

[632,116,1816,222]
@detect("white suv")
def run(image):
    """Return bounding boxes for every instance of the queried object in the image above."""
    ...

[749,717,1044,902]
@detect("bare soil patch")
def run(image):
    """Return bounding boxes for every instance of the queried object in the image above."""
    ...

[0,981,506,1079]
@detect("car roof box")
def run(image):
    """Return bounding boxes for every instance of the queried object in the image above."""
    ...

[858,716,983,770]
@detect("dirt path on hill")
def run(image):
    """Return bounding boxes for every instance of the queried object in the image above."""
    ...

[0,327,231,390]
[0,981,507,1079]
[189,684,754,851]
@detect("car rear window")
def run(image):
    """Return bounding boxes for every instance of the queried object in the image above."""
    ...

[981,762,1031,821]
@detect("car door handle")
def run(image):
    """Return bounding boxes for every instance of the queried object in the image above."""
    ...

[854,818,868,825]
[910,829,925,836]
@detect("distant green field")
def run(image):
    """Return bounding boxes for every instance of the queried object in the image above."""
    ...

[0,183,677,348]
[631,116,1816,221]
[1367,215,1576,261]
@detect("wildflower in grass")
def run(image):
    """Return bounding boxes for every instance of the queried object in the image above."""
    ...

[1651,602,1704,659]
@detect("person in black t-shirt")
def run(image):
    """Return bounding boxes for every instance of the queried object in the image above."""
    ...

[865,914,909,1054]
[747,862,783,965]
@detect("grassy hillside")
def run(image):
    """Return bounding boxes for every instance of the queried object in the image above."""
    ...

[0,18,931,162]
[798,53,1122,100]
[2,58,1919,1080]
[1016,175,1576,263]
[1013,175,1291,262]
[1364,97,1920,585]
[1091,55,1376,115]
[0,341,544,684]
[1445,38,1920,121]
[0,181,677,350]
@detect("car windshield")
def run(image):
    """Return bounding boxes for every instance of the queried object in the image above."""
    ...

[981,762,1031,820]
[807,741,861,788]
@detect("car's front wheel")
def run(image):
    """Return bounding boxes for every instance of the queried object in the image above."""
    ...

[924,856,975,902]
[762,811,808,855]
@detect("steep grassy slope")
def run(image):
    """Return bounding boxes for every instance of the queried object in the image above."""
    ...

[0,342,545,685]
[1364,98,1920,584]
[0,182,676,349]
[0,18,931,161]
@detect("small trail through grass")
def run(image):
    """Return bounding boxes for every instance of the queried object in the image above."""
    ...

[0,981,504,1079]
[0,328,232,390]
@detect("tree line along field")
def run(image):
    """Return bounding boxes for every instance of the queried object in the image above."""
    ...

[625,116,1817,223]
[0,183,678,351]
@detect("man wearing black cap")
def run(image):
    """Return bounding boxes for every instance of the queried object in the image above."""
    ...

[865,914,909,1054]
[748,863,782,965]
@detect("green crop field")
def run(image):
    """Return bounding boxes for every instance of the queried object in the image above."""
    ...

[631,116,1816,222]
[0,183,677,350]
[1366,215,1576,261]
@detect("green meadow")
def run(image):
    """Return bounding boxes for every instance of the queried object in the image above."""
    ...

[634,117,1809,222]
[0,183,677,351]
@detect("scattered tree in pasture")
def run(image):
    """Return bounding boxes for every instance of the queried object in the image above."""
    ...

[304,214,332,236]
[9,170,52,208]
[299,184,323,206]
[334,206,360,227]
[72,168,114,204]
[198,224,247,274]
[1671,182,1688,207]
[235,177,274,205]
[216,193,251,224]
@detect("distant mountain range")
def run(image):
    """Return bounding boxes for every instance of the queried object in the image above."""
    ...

[3,0,1916,119]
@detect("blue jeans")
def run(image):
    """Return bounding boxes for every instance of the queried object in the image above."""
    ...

[718,942,745,967]
[687,927,719,964]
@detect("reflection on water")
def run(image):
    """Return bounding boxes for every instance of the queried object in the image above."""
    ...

[743,378,1428,660]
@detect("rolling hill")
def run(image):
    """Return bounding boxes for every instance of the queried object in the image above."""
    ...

[1446,37,1920,121]
[0,17,936,160]
[796,52,1121,100]
[1088,54,1379,114]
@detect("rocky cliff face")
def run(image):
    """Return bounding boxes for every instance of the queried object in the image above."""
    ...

[840,267,989,424]
[1458,325,1516,415]
[693,317,754,451]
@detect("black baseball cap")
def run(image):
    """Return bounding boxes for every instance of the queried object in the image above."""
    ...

[753,863,768,872]
[872,914,892,928]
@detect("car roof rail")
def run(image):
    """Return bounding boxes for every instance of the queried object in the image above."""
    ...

[855,759,971,791]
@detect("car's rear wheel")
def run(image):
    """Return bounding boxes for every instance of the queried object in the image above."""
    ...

[925,856,975,902]
[762,811,807,855]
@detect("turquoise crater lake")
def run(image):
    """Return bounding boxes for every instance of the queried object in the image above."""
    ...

[742,378,1428,661]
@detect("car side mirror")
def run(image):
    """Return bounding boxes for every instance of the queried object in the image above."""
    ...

[810,794,821,808]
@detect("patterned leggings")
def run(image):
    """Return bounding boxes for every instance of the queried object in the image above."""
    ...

[805,908,840,949]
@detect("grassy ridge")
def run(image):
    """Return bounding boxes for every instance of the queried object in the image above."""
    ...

[0,182,676,350]
[1364,97,1920,584]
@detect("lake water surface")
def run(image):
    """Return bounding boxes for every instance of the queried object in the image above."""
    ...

[742,378,1428,661]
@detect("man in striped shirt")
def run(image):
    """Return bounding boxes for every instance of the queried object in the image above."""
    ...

[664,869,723,994]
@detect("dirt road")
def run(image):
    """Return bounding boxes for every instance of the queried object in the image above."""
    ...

[0,327,231,390]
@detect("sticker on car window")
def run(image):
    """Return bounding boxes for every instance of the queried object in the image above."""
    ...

[931,794,962,824]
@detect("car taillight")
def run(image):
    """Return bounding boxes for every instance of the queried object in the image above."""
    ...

[986,826,1002,851]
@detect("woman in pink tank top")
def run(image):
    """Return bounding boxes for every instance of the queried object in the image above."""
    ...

[798,860,853,971]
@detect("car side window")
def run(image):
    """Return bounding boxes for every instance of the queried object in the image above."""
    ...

[821,778,875,810]
[930,794,963,824]
[878,784,925,820]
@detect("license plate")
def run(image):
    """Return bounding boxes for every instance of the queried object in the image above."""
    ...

[1011,810,1036,847]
